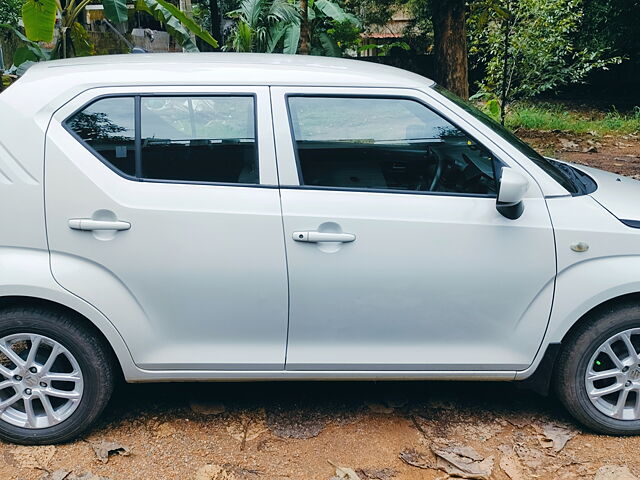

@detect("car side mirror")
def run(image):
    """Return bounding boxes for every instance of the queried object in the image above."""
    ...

[497,168,529,220]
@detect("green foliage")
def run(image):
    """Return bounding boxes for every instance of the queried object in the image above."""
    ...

[136,0,219,51]
[343,0,396,29]
[576,0,640,60]
[225,0,300,52]
[326,19,360,52]
[469,0,623,120]
[504,103,640,134]
[15,0,219,65]
[306,0,362,56]
[314,0,360,26]
[102,0,130,23]
[224,0,361,55]
[358,41,409,56]
[0,0,24,27]
[69,22,96,56]
[0,23,51,67]
[21,0,57,42]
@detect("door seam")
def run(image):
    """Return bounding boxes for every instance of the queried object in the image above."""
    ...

[268,86,292,369]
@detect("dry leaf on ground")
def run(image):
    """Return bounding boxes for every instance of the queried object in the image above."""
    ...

[90,441,131,464]
[329,461,362,480]
[399,449,432,469]
[355,468,397,480]
[595,465,638,480]
[538,423,578,452]
[226,411,269,443]
[39,470,70,480]
[195,464,260,480]
[64,474,113,480]
[559,138,580,149]
[498,448,527,480]
[432,443,494,480]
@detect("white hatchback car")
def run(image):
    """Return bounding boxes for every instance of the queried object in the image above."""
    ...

[1,53,640,444]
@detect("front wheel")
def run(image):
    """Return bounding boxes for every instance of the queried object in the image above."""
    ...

[555,302,640,435]
[0,307,114,444]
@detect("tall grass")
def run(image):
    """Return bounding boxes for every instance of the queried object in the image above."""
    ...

[504,103,640,135]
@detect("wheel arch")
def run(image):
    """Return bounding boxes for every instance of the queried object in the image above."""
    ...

[0,293,132,381]
[559,292,640,345]
[516,291,640,392]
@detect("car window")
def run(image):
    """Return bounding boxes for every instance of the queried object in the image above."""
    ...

[140,96,257,183]
[433,85,582,195]
[66,97,136,176]
[66,95,258,185]
[287,96,498,195]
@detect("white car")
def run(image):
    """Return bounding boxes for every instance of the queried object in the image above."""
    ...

[0,53,639,444]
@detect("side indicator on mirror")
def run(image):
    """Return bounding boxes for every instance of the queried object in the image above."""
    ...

[570,242,589,253]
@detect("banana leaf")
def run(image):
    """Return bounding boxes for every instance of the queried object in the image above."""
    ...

[21,0,58,42]
[103,0,130,24]
[136,0,218,51]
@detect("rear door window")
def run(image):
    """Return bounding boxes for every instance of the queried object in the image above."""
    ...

[140,96,257,184]
[66,95,258,185]
[66,97,136,176]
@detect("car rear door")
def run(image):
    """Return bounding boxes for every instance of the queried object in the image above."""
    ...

[271,86,557,373]
[45,86,289,371]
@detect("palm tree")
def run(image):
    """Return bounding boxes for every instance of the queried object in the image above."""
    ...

[225,0,301,53]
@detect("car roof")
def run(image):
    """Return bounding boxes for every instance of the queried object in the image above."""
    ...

[22,52,434,89]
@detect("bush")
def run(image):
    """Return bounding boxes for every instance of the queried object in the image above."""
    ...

[469,0,622,122]
[0,0,23,27]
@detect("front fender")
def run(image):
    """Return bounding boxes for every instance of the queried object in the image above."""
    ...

[515,255,640,379]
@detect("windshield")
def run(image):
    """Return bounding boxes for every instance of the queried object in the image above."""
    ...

[432,85,581,195]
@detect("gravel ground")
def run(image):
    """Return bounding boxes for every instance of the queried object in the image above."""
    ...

[1,132,640,480]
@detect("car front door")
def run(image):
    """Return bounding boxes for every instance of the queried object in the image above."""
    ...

[271,87,556,372]
[45,86,289,371]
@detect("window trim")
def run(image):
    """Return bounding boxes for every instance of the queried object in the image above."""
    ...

[284,93,502,199]
[62,93,262,188]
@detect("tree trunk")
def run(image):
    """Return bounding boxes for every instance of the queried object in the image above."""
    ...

[208,0,222,50]
[298,0,310,54]
[179,0,196,52]
[432,0,469,99]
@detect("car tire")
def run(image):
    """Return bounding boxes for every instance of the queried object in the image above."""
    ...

[0,307,114,444]
[555,301,640,435]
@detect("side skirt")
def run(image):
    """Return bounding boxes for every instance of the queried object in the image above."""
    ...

[124,370,518,383]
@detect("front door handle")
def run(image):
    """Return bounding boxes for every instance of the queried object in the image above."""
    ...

[293,231,356,243]
[68,219,131,231]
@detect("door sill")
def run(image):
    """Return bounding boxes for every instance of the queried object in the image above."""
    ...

[125,368,517,382]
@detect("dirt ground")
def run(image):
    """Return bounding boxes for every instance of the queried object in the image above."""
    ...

[520,130,640,178]
[2,132,640,480]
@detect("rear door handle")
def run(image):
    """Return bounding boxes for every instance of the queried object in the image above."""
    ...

[293,231,356,243]
[68,219,131,231]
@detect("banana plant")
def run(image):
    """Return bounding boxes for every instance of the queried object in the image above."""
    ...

[225,0,300,53]
[19,0,218,60]
[0,23,51,69]
[286,0,361,56]
[225,0,359,55]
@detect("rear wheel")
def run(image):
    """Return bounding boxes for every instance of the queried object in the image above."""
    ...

[0,307,114,444]
[555,302,640,435]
